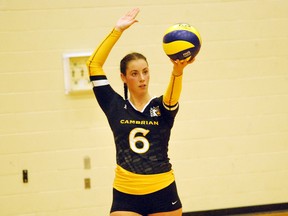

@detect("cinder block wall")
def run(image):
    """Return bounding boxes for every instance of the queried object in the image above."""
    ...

[1,1,288,215]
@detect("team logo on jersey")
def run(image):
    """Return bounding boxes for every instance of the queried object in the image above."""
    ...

[150,106,161,117]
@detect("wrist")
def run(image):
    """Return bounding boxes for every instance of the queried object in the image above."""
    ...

[172,72,183,77]
[172,69,183,77]
[114,26,124,33]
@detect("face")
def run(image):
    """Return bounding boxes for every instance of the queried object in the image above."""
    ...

[121,59,150,97]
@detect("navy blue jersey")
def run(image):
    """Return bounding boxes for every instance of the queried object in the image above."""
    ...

[92,76,178,175]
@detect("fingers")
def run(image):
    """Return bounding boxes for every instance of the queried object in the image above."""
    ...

[171,57,195,65]
[125,8,139,26]
[115,8,140,32]
[187,57,195,64]
[127,8,140,19]
[123,8,140,23]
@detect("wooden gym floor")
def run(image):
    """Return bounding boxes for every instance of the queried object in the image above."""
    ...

[233,211,288,216]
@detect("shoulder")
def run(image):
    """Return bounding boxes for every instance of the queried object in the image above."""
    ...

[159,96,179,117]
[92,83,125,113]
[151,96,179,111]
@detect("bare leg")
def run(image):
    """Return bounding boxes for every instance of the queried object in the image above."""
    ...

[148,208,182,216]
[110,211,142,216]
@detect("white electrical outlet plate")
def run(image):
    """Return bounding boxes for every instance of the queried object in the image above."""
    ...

[63,52,92,94]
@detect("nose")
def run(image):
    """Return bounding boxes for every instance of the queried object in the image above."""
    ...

[139,72,145,81]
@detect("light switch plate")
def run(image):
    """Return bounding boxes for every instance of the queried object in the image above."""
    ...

[63,52,92,94]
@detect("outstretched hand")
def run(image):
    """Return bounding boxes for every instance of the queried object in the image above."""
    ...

[115,8,140,32]
[171,57,195,76]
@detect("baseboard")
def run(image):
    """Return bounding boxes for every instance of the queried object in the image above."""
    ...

[183,203,288,216]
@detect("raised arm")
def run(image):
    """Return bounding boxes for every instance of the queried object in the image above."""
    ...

[114,8,140,32]
[86,8,140,77]
[163,58,195,110]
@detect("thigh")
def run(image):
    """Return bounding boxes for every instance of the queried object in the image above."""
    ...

[110,211,142,216]
[149,208,182,216]
[147,182,182,214]
[110,188,145,215]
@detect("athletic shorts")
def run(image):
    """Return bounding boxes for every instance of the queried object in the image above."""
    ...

[110,181,182,215]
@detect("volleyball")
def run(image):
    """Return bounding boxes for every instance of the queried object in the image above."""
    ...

[162,23,202,61]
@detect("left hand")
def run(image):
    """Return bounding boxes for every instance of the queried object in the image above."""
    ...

[171,57,195,76]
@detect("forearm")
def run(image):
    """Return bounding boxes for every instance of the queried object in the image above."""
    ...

[86,28,122,76]
[163,73,183,109]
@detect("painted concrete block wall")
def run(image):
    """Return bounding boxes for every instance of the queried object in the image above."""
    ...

[0,0,288,215]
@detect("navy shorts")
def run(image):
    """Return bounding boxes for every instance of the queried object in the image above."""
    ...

[110,181,182,215]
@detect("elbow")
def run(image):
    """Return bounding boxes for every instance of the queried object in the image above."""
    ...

[86,60,104,76]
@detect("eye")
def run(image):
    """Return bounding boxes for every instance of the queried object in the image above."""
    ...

[131,71,138,77]
[143,69,149,75]
[130,70,138,77]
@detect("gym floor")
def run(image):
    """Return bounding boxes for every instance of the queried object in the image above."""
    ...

[235,211,288,216]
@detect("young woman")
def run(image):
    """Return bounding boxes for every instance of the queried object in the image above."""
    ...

[87,8,194,216]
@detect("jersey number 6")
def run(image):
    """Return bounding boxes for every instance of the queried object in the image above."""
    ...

[129,128,150,154]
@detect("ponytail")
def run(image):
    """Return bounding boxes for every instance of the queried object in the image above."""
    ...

[124,83,128,100]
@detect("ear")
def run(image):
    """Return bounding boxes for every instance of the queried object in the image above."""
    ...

[120,73,126,83]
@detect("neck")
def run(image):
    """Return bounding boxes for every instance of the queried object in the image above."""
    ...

[129,94,151,111]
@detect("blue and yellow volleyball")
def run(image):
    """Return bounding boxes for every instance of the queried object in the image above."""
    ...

[162,23,202,61]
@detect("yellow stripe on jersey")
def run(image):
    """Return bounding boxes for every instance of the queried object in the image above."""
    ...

[163,74,183,108]
[86,28,122,76]
[113,165,175,195]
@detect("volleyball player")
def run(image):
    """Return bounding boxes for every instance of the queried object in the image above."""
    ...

[87,8,194,216]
